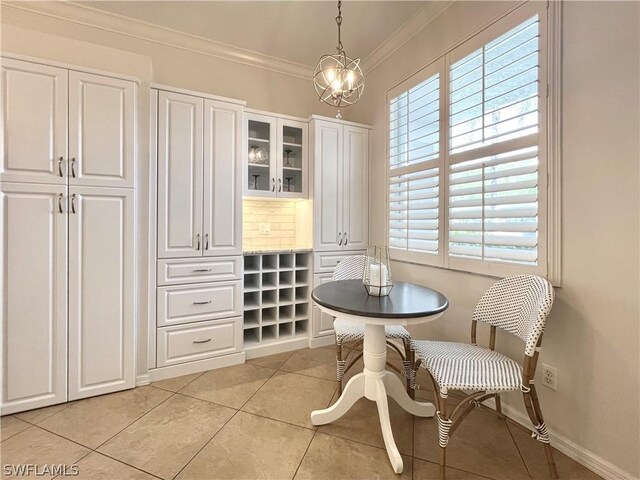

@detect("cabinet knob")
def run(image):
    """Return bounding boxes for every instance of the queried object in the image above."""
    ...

[193,300,212,305]
[193,338,211,344]
[278,178,282,192]
[70,193,77,214]
[271,178,275,192]
[196,233,201,250]
[344,233,348,246]
[337,232,342,246]
[57,193,64,214]
[57,157,64,177]
[204,233,209,250]
[70,158,76,178]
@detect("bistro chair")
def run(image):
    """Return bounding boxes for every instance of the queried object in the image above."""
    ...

[411,275,558,479]
[332,255,414,396]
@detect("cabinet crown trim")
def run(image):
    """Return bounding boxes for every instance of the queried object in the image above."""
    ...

[308,114,372,129]
[151,84,246,106]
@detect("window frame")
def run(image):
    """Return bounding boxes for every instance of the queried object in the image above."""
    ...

[385,1,561,283]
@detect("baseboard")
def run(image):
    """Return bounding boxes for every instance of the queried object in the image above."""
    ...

[484,399,636,480]
[244,338,310,359]
[135,374,150,386]
[308,335,335,349]
[147,352,246,382]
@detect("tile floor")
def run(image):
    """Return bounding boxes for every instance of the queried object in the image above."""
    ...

[1,347,602,480]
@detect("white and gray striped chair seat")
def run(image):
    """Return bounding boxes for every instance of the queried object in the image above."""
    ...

[411,340,522,394]
[334,318,412,344]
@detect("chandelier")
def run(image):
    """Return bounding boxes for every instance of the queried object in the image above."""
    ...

[313,1,364,119]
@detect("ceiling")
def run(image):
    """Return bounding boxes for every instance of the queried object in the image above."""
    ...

[75,1,428,67]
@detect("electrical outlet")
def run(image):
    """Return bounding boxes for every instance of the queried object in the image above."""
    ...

[541,364,557,390]
[258,223,271,235]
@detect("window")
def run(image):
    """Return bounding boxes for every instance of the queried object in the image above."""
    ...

[387,2,557,279]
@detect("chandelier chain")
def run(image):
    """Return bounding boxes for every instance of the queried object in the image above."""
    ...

[335,1,343,53]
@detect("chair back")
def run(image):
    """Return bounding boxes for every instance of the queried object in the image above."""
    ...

[473,275,554,357]
[333,255,367,281]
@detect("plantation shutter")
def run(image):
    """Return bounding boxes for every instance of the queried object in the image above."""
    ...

[447,13,547,274]
[388,67,442,264]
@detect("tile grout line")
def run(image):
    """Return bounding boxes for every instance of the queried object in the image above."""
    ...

[150,370,206,393]
[171,362,285,480]
[504,418,535,480]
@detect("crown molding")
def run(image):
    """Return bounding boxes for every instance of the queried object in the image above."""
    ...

[361,0,455,74]
[1,1,314,80]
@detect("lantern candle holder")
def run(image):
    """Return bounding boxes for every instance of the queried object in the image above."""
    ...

[363,246,393,296]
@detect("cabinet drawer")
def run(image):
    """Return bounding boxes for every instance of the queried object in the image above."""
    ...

[158,257,242,286]
[313,250,365,274]
[157,317,241,367]
[157,280,242,327]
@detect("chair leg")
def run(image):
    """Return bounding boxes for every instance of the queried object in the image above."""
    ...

[336,341,345,395]
[494,393,505,419]
[436,394,451,480]
[522,386,558,479]
[402,339,415,399]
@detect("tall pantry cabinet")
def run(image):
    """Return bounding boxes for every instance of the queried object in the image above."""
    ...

[1,58,136,414]
[310,116,370,340]
[151,88,244,375]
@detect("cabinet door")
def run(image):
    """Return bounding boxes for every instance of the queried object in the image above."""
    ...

[313,121,343,251]
[1,59,67,185]
[68,187,134,400]
[277,118,308,199]
[342,126,369,250]
[203,99,242,256]
[244,113,277,197]
[312,273,335,337]
[158,91,203,258]
[69,71,135,188]
[1,183,67,414]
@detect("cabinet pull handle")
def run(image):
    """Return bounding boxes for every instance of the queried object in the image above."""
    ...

[193,300,212,305]
[193,268,212,272]
[70,193,76,214]
[278,178,282,192]
[345,233,348,246]
[70,158,76,178]
[58,157,64,177]
[193,338,212,344]
[337,232,342,246]
[196,233,201,250]
[271,178,275,192]
[204,233,209,250]
[57,193,64,214]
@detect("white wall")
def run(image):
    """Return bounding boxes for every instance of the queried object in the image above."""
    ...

[350,1,640,478]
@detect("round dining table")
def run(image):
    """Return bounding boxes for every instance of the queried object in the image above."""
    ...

[311,279,449,474]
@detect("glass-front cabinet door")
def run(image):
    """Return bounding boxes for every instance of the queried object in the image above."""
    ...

[244,111,308,199]
[277,119,308,199]
[245,113,277,197]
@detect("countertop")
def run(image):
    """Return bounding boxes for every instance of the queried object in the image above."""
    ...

[243,248,313,255]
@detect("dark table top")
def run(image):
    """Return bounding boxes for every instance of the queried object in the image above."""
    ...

[312,279,449,319]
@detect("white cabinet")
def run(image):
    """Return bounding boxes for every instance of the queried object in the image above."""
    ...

[157,91,203,258]
[68,187,134,401]
[0,58,137,414]
[312,273,336,338]
[1,183,68,414]
[69,71,135,188]
[1,59,135,188]
[1,59,68,185]
[244,111,308,199]
[157,91,242,258]
[311,117,370,252]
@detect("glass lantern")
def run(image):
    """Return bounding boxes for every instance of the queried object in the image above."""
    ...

[363,246,393,296]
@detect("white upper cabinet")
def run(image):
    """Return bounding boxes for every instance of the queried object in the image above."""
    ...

[313,120,343,250]
[1,59,68,185]
[69,71,135,188]
[1,183,68,414]
[157,91,204,258]
[312,118,370,251]
[343,125,369,250]
[244,111,308,199]
[156,89,242,259]
[68,186,134,400]
[203,99,243,256]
